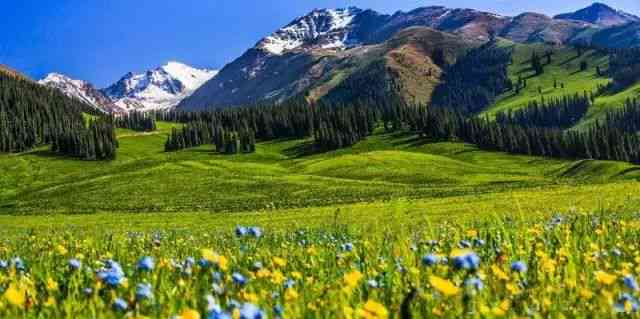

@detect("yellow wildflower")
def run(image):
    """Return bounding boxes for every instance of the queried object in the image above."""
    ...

[344,271,364,288]
[271,271,285,285]
[429,276,460,297]
[272,257,287,268]
[256,268,271,278]
[285,288,299,301]
[595,271,617,285]
[492,265,509,281]
[44,297,56,307]
[3,284,25,307]
[46,277,59,291]
[55,245,68,255]
[218,255,229,271]
[579,289,594,299]
[201,249,217,262]
[181,309,201,319]
[356,300,389,319]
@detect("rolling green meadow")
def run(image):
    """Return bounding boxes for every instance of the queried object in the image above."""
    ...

[4,0,640,316]
[1,117,640,317]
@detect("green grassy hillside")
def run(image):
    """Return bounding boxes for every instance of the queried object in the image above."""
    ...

[2,121,639,215]
[484,43,610,116]
[482,42,640,129]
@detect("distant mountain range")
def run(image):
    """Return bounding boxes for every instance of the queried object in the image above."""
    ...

[178,3,640,110]
[32,3,640,112]
[39,62,217,113]
[554,2,639,27]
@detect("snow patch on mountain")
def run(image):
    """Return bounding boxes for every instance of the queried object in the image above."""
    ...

[103,62,218,112]
[39,73,120,113]
[258,8,361,55]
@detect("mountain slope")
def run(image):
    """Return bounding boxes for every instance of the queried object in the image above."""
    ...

[180,27,472,110]
[103,61,218,112]
[39,73,121,113]
[589,22,640,48]
[178,5,602,110]
[317,27,472,105]
[555,3,639,27]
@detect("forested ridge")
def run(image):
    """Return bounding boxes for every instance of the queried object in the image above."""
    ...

[0,72,118,160]
[3,44,640,164]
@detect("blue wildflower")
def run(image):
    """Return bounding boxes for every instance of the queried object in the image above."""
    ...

[12,257,25,271]
[251,262,263,271]
[135,283,153,301]
[452,252,480,271]
[235,226,248,237]
[248,227,262,238]
[239,303,266,319]
[615,293,639,313]
[273,304,284,317]
[283,279,296,289]
[137,256,155,272]
[473,238,486,247]
[97,260,125,287]
[624,275,640,291]
[232,272,247,286]
[69,258,82,271]
[511,261,527,273]
[113,298,128,312]
[465,277,484,291]
[422,254,439,267]
[459,240,472,248]
[184,257,196,267]
[342,243,354,252]
[199,258,212,269]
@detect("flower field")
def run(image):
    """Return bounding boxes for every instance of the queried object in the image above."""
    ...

[0,211,639,318]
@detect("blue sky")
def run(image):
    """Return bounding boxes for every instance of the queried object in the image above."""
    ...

[1,0,638,87]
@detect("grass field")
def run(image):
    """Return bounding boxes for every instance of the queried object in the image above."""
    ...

[2,119,640,317]
[1,121,639,215]
[483,43,639,129]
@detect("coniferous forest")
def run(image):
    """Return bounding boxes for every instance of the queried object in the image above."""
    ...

[3,44,640,165]
[0,72,118,160]
[114,111,157,132]
[431,42,513,113]
[495,94,591,128]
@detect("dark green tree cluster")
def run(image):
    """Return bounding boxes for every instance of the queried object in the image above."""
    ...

[495,93,591,128]
[159,97,313,141]
[52,117,118,160]
[0,72,117,160]
[432,42,513,113]
[608,48,640,90]
[603,98,640,134]
[531,52,545,75]
[162,98,378,153]
[401,105,640,163]
[164,120,257,154]
[314,102,376,150]
[114,111,156,132]
[213,129,256,154]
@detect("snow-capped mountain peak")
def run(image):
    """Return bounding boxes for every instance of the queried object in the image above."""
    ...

[39,62,217,113]
[39,73,119,113]
[257,7,363,55]
[103,62,218,112]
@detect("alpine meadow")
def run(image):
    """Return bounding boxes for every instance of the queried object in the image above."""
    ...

[3,1,640,318]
